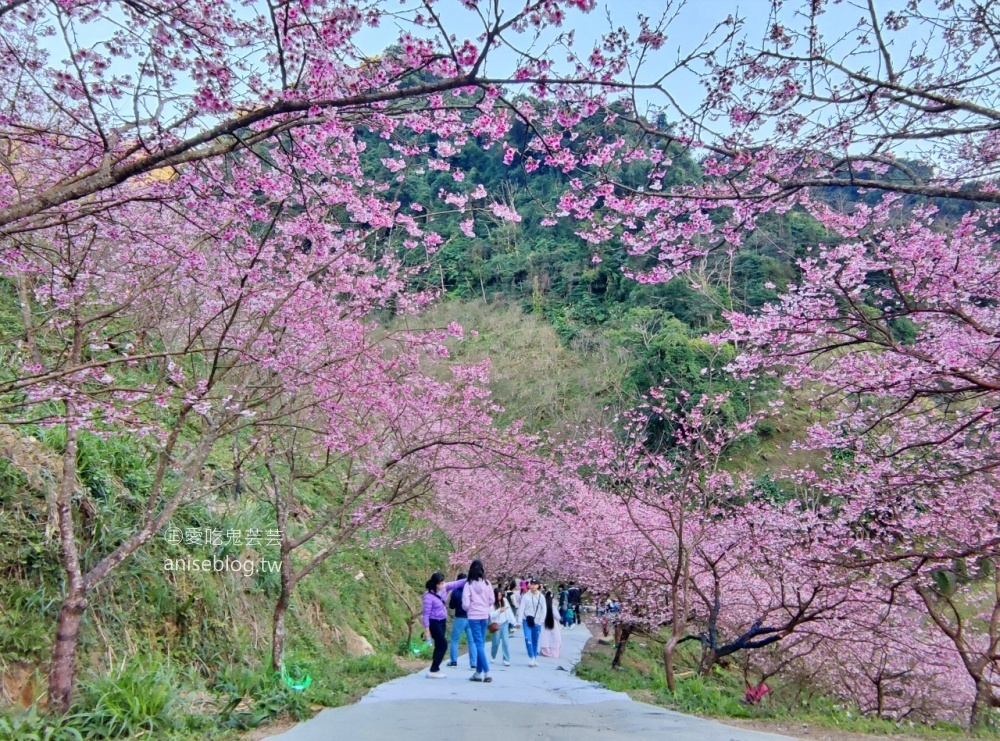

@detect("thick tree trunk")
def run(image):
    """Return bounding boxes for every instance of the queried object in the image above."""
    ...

[611,625,632,669]
[49,592,86,714]
[699,647,718,677]
[663,636,679,692]
[969,679,996,729]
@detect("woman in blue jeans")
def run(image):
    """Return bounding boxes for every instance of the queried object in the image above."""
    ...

[517,579,546,666]
[489,587,514,665]
[461,559,494,682]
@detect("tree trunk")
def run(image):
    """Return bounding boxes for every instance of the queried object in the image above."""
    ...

[663,636,679,692]
[271,568,294,672]
[611,625,632,669]
[269,460,293,674]
[699,647,718,677]
[970,678,996,730]
[15,272,42,366]
[49,416,86,714]
[49,592,86,713]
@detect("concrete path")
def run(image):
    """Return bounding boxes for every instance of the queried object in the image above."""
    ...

[265,620,798,740]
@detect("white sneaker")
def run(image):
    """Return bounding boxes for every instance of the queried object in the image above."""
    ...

[427,670,446,678]
[503,660,510,666]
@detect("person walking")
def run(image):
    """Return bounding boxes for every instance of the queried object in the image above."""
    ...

[517,579,546,667]
[557,584,569,627]
[422,572,466,678]
[489,587,514,666]
[447,572,475,669]
[462,559,494,682]
[539,590,563,658]
[567,583,582,627]
[504,581,519,636]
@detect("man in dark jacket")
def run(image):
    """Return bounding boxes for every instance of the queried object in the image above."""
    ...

[567,584,582,626]
[448,572,476,668]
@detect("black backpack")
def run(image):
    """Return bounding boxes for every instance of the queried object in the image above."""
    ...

[449,587,463,611]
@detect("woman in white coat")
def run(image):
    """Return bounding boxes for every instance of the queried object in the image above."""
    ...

[489,587,514,666]
[517,579,546,666]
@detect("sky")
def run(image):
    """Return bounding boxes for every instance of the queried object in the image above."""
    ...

[38,0,886,120]
[31,0,931,156]
[351,0,763,118]
[348,0,888,136]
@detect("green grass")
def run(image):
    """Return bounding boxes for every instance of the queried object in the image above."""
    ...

[72,656,180,738]
[0,422,445,737]
[0,705,84,741]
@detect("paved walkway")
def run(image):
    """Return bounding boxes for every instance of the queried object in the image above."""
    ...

[266,620,798,740]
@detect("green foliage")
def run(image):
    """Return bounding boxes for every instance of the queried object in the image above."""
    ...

[302,655,405,708]
[73,657,179,738]
[0,421,440,736]
[394,299,624,432]
[0,706,83,741]
[0,586,56,661]
[403,638,434,660]
[604,307,735,398]
[750,474,794,505]
[213,666,312,730]
[212,654,404,729]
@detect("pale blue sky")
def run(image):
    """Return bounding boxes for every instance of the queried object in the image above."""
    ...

[37,0,927,154]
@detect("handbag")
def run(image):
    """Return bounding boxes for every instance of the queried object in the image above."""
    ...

[488,621,500,633]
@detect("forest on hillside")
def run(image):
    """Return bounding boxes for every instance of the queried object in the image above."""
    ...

[2,0,1000,738]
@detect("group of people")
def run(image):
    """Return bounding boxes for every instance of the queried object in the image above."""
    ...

[422,563,584,681]
[556,583,583,628]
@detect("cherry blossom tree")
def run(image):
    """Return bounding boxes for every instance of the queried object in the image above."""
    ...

[0,125,460,710]
[715,195,1000,726]
[557,392,851,689]
[0,185,300,711]
[531,2,1000,725]
[429,446,559,582]
[800,601,973,725]
[691,0,1000,201]
[257,352,515,670]
[0,0,715,235]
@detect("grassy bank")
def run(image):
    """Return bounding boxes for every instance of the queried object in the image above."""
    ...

[0,439,446,739]
[575,626,987,740]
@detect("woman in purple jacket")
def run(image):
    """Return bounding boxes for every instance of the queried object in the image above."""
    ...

[423,572,466,678]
